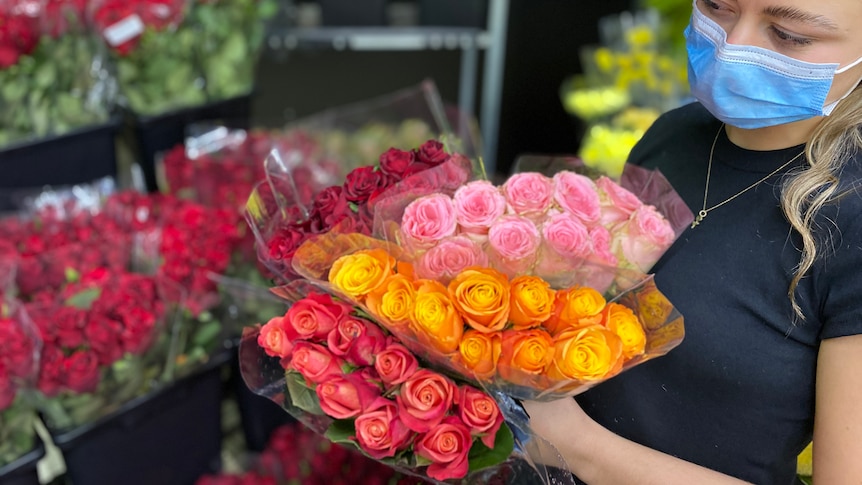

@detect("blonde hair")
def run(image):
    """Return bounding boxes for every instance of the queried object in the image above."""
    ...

[782,85,862,319]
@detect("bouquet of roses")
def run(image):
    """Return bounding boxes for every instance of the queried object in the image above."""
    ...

[245,138,470,283]
[0,0,116,147]
[0,300,41,468]
[91,0,206,115]
[25,267,177,433]
[240,279,574,484]
[186,0,277,100]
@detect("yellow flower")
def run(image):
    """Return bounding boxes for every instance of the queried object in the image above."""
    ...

[366,273,416,325]
[458,330,502,379]
[605,302,646,360]
[509,275,555,330]
[548,325,623,382]
[328,248,395,301]
[448,267,510,334]
[410,279,463,354]
[544,286,606,336]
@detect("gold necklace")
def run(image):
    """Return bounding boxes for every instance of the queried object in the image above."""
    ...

[690,124,805,229]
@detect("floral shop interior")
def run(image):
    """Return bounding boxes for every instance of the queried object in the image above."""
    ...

[0,0,821,484]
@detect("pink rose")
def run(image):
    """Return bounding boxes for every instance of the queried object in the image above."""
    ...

[553,171,601,226]
[488,215,540,276]
[452,181,506,234]
[373,341,419,388]
[542,211,592,259]
[503,172,554,219]
[400,194,458,249]
[325,317,387,367]
[616,205,676,273]
[596,176,643,227]
[258,318,294,359]
[456,385,504,449]
[354,397,414,459]
[396,369,457,433]
[316,373,381,419]
[415,235,488,282]
[284,293,350,341]
[414,416,472,481]
[288,341,344,385]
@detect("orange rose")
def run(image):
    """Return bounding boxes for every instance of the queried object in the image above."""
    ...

[509,276,555,329]
[457,330,502,379]
[329,248,395,300]
[409,279,463,354]
[448,267,510,333]
[366,274,416,326]
[605,302,646,359]
[498,329,554,384]
[543,286,606,335]
[547,325,623,382]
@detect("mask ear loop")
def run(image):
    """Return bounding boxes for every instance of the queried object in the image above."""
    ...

[823,56,862,115]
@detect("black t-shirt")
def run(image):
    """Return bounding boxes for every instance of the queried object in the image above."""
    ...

[574,102,862,484]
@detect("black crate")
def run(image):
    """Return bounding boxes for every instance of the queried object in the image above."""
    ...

[127,94,253,192]
[0,120,121,212]
[51,353,229,485]
[0,444,44,485]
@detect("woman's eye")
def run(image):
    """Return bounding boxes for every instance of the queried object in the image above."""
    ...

[770,26,813,46]
[700,0,723,10]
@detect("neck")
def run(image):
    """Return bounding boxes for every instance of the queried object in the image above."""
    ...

[724,118,820,150]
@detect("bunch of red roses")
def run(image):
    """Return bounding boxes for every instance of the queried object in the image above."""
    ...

[0,1,40,69]
[260,139,455,281]
[91,0,187,56]
[254,290,510,482]
[25,267,171,431]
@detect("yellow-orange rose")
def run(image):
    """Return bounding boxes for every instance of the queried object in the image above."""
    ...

[544,286,606,335]
[605,302,646,359]
[410,279,463,354]
[366,274,416,326]
[448,267,510,333]
[498,329,554,384]
[509,276,556,329]
[328,248,395,300]
[457,330,502,379]
[547,325,623,382]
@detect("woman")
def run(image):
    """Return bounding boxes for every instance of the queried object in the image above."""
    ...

[523,0,862,483]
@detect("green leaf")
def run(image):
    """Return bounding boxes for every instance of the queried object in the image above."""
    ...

[192,320,222,348]
[65,267,80,283]
[65,288,101,310]
[348,202,360,213]
[324,419,359,447]
[467,423,515,472]
[285,371,325,415]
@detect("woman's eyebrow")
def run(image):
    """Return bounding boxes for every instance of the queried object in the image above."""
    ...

[762,5,840,31]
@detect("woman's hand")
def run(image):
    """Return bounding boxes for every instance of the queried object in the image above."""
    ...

[521,397,595,458]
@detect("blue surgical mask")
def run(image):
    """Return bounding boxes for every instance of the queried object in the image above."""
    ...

[684,2,862,129]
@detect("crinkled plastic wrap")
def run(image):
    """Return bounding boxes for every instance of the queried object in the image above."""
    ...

[238,281,576,485]
[286,80,483,172]
[0,0,117,148]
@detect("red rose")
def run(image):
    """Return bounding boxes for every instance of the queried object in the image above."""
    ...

[288,341,344,384]
[395,369,456,433]
[324,317,386,367]
[258,317,294,359]
[0,318,36,379]
[315,373,380,420]
[0,367,16,410]
[373,341,419,388]
[414,415,472,481]
[121,306,158,355]
[63,350,101,394]
[354,397,413,459]
[378,148,416,179]
[267,227,307,264]
[342,166,389,203]
[417,140,450,166]
[285,293,350,341]
[456,385,504,448]
[55,306,87,349]
[84,316,124,366]
[311,186,343,219]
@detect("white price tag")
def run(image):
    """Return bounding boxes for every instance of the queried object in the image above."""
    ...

[104,14,145,47]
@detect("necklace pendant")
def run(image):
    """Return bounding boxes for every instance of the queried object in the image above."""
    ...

[691,209,708,229]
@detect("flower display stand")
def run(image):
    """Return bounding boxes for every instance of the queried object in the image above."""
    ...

[50,352,230,485]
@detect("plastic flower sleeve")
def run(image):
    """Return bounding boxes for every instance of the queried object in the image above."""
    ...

[289,231,684,402]
[237,281,576,485]
[0,300,42,468]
